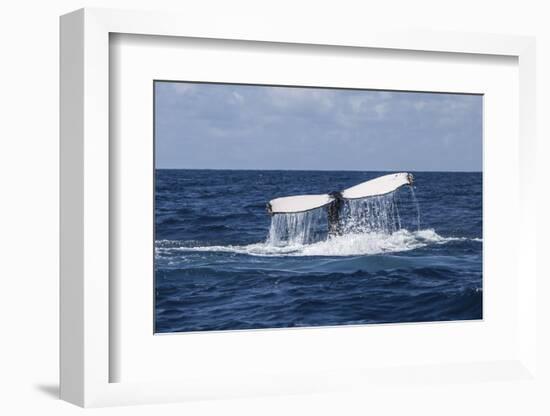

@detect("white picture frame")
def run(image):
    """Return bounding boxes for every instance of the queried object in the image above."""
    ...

[60,7,537,407]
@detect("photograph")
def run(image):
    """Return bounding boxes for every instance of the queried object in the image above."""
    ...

[154,81,483,333]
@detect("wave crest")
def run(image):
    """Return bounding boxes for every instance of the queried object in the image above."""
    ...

[156,228,481,258]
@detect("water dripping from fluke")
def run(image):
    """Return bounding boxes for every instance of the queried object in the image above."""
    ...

[266,187,419,247]
[267,208,327,246]
[409,185,421,231]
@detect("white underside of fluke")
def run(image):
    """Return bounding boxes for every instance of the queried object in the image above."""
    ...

[268,172,412,214]
[341,172,411,199]
[268,194,335,214]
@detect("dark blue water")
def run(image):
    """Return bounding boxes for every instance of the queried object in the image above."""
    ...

[155,170,482,333]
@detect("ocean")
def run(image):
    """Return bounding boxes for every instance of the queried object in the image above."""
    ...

[155,170,482,333]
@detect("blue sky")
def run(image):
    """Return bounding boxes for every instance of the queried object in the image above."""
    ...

[155,82,482,171]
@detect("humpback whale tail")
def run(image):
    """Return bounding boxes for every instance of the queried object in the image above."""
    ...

[266,172,414,237]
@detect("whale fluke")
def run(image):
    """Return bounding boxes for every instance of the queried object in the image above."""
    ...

[267,172,413,215]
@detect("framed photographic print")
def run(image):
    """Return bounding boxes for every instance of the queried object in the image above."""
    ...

[60,8,538,408]
[153,81,483,334]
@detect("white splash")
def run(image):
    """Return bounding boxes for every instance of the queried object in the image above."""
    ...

[156,229,480,258]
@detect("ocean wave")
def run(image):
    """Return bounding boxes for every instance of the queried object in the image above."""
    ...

[156,228,482,258]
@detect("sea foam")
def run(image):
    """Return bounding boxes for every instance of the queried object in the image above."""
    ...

[155,228,480,258]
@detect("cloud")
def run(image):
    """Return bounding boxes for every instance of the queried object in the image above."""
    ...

[374,102,389,118]
[264,87,335,113]
[155,82,482,171]
[231,91,244,104]
[413,100,427,111]
[171,83,196,95]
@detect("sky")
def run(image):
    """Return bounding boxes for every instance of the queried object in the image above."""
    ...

[155,82,482,172]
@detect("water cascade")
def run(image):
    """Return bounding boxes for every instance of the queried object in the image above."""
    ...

[409,186,421,230]
[266,187,421,247]
[267,208,327,246]
[339,192,402,235]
